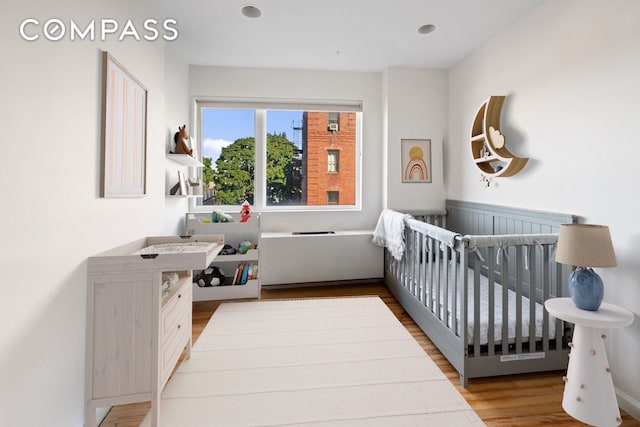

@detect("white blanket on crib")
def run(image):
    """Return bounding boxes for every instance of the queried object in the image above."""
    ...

[372,209,411,261]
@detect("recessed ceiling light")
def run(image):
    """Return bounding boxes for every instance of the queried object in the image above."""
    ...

[417,24,437,35]
[241,5,262,18]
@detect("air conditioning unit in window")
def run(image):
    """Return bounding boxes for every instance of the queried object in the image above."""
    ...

[328,123,339,131]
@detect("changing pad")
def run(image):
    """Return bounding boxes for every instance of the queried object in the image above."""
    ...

[134,241,218,255]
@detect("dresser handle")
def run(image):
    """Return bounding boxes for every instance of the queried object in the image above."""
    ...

[177,324,181,329]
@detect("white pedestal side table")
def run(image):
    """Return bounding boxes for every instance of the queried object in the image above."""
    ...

[545,297,633,427]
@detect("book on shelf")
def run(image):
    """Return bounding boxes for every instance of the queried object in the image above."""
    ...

[240,264,249,285]
[232,263,243,285]
[231,263,258,285]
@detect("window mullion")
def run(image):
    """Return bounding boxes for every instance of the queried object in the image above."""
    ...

[254,109,267,210]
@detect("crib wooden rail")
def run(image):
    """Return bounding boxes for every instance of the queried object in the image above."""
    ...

[384,210,573,387]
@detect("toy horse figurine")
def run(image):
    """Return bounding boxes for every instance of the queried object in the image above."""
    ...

[174,124,193,156]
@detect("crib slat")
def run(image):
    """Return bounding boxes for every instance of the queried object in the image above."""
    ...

[416,231,421,302]
[434,240,441,318]
[444,247,452,329]
[501,248,509,356]
[453,248,461,337]
[415,232,421,301]
[407,230,414,291]
[418,230,423,300]
[409,229,415,294]
[528,248,537,350]
[440,246,448,321]
[553,254,565,350]
[427,237,437,313]
[419,233,426,306]
[435,244,440,319]
[473,254,482,357]
[411,232,417,298]
[398,236,405,288]
[417,235,422,306]
[515,245,524,353]
[424,235,429,307]
[542,244,550,353]
[487,248,496,356]
[402,231,408,289]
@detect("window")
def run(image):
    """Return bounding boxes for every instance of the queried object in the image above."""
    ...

[265,110,303,206]
[199,109,255,205]
[195,100,361,211]
[328,112,339,131]
[327,191,339,205]
[327,150,339,173]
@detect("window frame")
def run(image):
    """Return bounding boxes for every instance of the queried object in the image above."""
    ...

[189,97,363,213]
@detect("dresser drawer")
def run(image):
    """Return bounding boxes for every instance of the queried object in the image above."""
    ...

[161,280,190,335]
[160,308,190,383]
[160,279,192,384]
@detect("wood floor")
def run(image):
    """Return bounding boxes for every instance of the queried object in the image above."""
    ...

[101,282,640,427]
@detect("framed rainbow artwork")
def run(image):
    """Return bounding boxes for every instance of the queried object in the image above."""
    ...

[401,138,431,183]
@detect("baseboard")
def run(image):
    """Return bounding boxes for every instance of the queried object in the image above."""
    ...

[88,406,110,427]
[617,387,640,420]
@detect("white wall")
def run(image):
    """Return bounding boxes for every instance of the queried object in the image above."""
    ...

[0,1,188,425]
[447,0,640,416]
[188,65,451,228]
[189,66,384,231]
[383,67,448,211]
[164,45,193,232]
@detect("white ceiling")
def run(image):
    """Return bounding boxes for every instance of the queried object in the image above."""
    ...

[153,0,543,72]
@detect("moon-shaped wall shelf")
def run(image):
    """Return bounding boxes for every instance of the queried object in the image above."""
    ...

[470,96,528,177]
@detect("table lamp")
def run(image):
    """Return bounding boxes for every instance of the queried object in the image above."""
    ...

[555,224,617,311]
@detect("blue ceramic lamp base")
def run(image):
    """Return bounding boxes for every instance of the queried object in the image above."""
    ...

[568,267,604,311]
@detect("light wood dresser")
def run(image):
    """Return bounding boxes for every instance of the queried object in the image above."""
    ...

[85,235,223,427]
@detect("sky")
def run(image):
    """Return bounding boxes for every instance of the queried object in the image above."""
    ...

[201,109,303,164]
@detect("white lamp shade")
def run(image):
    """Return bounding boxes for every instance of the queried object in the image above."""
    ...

[556,224,616,268]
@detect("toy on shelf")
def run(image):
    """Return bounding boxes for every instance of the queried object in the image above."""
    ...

[238,240,255,254]
[211,210,234,223]
[220,244,236,255]
[240,201,252,222]
[161,272,180,296]
[195,266,225,287]
[174,124,193,156]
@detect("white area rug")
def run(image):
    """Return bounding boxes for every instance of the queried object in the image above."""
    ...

[141,297,485,426]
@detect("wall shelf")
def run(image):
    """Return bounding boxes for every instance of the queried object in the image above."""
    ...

[167,153,203,167]
[470,96,528,178]
[166,153,203,197]
[166,194,202,199]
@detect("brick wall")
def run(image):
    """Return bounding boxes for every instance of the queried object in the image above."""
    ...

[303,112,356,205]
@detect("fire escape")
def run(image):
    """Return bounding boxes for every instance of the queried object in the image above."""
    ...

[291,118,305,203]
